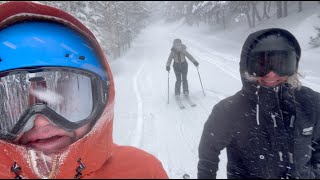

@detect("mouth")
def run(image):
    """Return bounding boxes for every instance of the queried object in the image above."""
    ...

[264,80,278,83]
[29,135,64,144]
[25,135,71,154]
[260,79,282,87]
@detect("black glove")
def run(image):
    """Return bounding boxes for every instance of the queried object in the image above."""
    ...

[166,66,170,71]
[193,61,199,67]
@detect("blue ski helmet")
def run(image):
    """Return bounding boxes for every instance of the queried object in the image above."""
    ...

[0,21,108,80]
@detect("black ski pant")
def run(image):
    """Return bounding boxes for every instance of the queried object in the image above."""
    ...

[173,61,188,95]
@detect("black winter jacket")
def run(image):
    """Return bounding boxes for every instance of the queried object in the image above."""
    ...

[198,28,320,179]
[198,83,320,179]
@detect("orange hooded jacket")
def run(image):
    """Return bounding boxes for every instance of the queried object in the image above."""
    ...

[0,1,168,179]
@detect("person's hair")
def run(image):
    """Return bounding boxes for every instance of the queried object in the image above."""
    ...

[287,72,302,90]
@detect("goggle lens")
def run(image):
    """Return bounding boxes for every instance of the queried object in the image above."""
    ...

[0,68,108,140]
[248,50,297,77]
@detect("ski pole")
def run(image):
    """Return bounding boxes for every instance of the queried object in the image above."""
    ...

[197,67,206,96]
[167,71,170,104]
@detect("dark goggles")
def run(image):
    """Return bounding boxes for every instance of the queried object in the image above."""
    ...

[247,50,297,77]
[0,67,109,141]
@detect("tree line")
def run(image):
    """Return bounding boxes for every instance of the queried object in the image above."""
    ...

[161,1,320,48]
[41,1,151,60]
[0,1,151,60]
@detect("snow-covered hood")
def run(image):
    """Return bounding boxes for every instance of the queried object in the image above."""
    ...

[172,42,186,53]
[239,28,301,89]
[0,1,115,178]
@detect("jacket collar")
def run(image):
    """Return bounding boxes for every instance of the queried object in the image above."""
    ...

[242,81,295,104]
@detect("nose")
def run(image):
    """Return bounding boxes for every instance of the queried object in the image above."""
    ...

[264,71,279,78]
[33,114,51,127]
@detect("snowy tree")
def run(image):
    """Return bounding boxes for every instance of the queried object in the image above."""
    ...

[161,1,320,30]
[309,23,320,48]
[162,1,186,22]
[38,1,151,60]
[161,1,230,29]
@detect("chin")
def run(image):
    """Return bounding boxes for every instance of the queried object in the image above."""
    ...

[262,83,282,87]
[259,80,285,87]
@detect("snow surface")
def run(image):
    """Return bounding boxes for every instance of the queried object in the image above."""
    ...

[110,4,320,179]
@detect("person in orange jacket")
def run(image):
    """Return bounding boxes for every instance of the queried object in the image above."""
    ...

[0,1,168,179]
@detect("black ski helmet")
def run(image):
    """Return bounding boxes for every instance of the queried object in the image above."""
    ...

[240,28,301,76]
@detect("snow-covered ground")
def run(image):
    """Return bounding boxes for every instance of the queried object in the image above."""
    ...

[110,4,320,179]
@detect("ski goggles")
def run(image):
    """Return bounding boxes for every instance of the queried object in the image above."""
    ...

[247,50,297,77]
[0,67,109,141]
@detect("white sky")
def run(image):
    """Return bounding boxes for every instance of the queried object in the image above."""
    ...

[110,4,320,179]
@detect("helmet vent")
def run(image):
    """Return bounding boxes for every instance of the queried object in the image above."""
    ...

[0,58,2,62]
[79,56,85,60]
[65,53,70,58]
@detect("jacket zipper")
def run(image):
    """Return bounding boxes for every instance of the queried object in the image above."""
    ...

[27,151,59,179]
[48,154,59,179]
[274,88,292,178]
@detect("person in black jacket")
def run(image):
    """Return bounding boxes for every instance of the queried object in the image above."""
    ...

[198,28,320,179]
[166,39,199,96]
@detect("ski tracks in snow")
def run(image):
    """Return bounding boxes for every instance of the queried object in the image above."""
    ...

[131,63,146,147]
[112,22,233,179]
[181,37,240,81]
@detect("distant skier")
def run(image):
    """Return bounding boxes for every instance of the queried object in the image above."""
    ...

[166,39,199,96]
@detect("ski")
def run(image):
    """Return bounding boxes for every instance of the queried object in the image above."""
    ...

[175,96,185,109]
[184,95,197,107]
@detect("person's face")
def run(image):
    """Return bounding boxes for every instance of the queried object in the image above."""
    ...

[256,71,289,87]
[14,114,91,156]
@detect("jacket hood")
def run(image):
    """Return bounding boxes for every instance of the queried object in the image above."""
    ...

[0,1,115,178]
[172,42,186,53]
[239,28,301,88]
